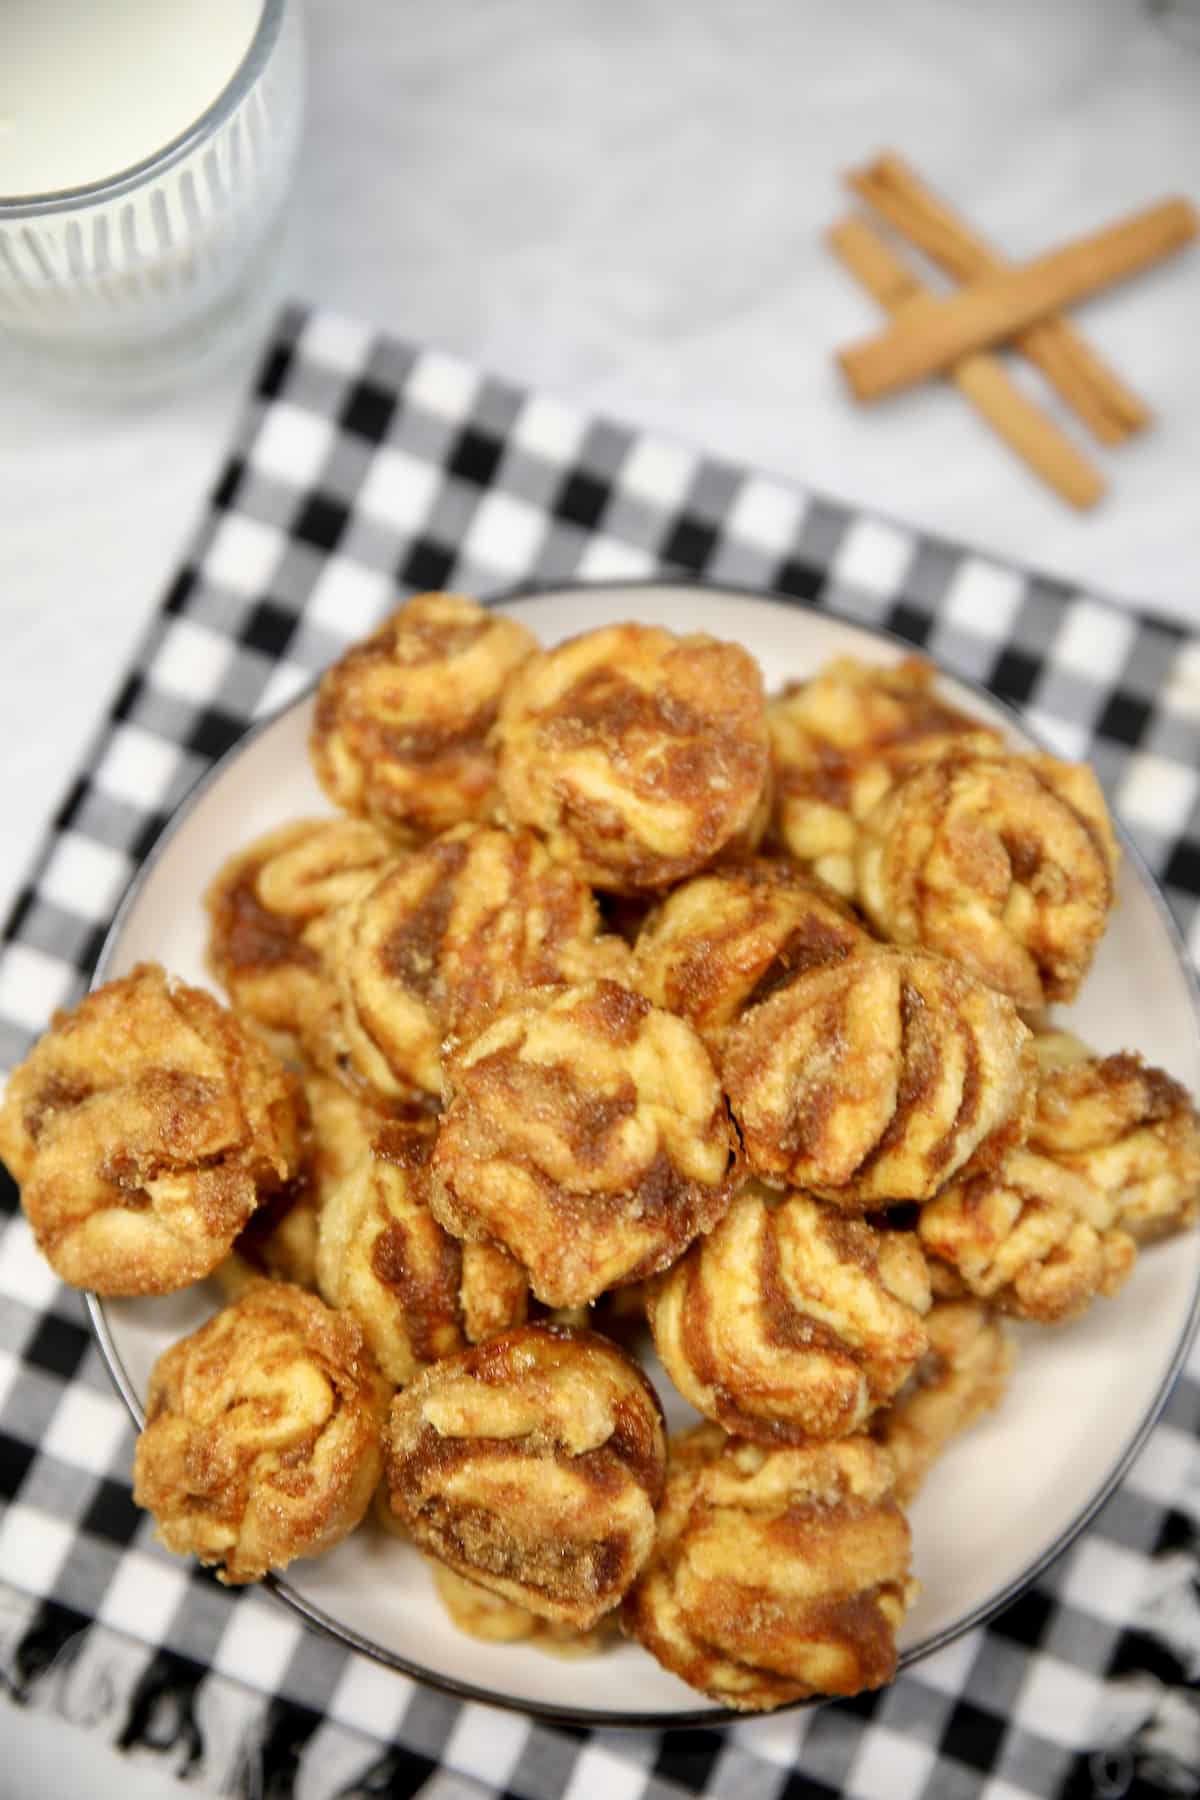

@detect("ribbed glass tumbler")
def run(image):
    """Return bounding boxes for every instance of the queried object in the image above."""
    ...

[0,0,305,390]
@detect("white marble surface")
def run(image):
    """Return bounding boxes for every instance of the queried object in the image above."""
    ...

[1,1,1199,1794]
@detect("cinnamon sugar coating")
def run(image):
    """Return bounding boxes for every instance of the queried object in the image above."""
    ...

[495,623,770,892]
[917,1146,1137,1323]
[623,1425,914,1710]
[319,823,629,1104]
[769,656,1003,895]
[430,980,740,1307]
[721,944,1035,1207]
[1031,1036,1200,1240]
[315,1118,527,1384]
[872,1301,1015,1505]
[133,1280,389,1584]
[205,817,395,1055]
[310,592,537,837]
[385,1324,666,1628]
[855,752,1119,1007]
[427,1556,620,1655]
[647,1187,931,1442]
[0,964,303,1295]
[631,858,870,1053]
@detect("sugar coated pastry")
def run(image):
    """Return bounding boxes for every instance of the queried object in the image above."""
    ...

[495,623,770,891]
[872,1301,1014,1504]
[721,943,1034,1206]
[321,824,628,1103]
[769,656,1004,894]
[917,1146,1137,1322]
[647,1187,931,1441]
[133,1281,389,1583]
[623,1425,914,1709]
[1031,1036,1200,1240]
[0,964,303,1295]
[427,1558,619,1654]
[630,858,870,1052]
[385,1324,666,1627]
[311,592,538,837]
[315,1117,527,1384]
[855,751,1118,1008]
[430,980,740,1306]
[205,817,395,1053]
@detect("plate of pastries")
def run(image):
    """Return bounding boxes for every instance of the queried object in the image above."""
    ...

[4,582,1198,1724]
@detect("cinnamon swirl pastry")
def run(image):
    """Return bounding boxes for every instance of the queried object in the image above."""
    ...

[855,752,1118,1007]
[646,1187,931,1441]
[315,1118,527,1384]
[1031,1035,1200,1241]
[320,824,628,1104]
[769,656,1003,895]
[495,623,770,891]
[917,1147,1137,1322]
[385,1324,666,1628]
[721,944,1034,1206]
[311,592,537,837]
[430,980,740,1306]
[623,1425,914,1710]
[0,964,303,1295]
[872,1301,1014,1504]
[427,1558,619,1654]
[205,817,395,1055]
[133,1280,389,1583]
[630,858,870,1052]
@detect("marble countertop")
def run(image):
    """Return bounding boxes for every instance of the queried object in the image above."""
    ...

[1,0,1198,1792]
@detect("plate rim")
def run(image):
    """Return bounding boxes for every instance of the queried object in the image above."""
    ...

[85,575,1200,1729]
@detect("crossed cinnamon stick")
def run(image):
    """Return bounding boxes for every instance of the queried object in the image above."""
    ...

[832,152,1198,508]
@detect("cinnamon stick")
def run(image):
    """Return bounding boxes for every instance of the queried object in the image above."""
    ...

[846,152,1150,443]
[829,216,1104,509]
[838,197,1197,404]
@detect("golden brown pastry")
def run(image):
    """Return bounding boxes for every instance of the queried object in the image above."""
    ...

[310,592,537,837]
[855,752,1119,1007]
[769,656,1004,894]
[721,944,1034,1207]
[315,1118,527,1384]
[385,1324,666,1628]
[133,1281,389,1583]
[205,817,395,1054]
[0,964,303,1295]
[1031,1036,1200,1240]
[917,1147,1136,1322]
[872,1301,1015,1504]
[630,858,870,1053]
[320,823,628,1104]
[647,1187,931,1442]
[430,980,740,1306]
[427,1558,619,1655]
[623,1425,914,1710]
[495,623,770,892]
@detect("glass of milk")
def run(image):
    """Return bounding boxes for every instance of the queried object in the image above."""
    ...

[0,0,304,387]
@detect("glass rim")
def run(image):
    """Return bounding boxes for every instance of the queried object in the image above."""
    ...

[0,0,287,218]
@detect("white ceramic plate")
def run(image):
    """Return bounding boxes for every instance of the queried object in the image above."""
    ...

[89,582,1200,1726]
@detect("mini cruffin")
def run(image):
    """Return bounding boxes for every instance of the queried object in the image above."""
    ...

[133,1280,389,1583]
[768,655,1003,895]
[623,1425,915,1710]
[647,1186,931,1442]
[315,1117,527,1385]
[311,592,538,837]
[385,1324,667,1628]
[430,980,740,1306]
[872,1300,1015,1505]
[855,751,1119,1008]
[0,964,303,1295]
[721,943,1035,1207]
[495,622,770,891]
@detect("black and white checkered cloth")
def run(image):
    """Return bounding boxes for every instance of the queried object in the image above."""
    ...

[1,303,1199,1800]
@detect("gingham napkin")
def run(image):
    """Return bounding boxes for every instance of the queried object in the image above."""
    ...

[1,303,1198,1800]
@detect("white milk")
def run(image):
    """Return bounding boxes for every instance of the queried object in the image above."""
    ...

[0,0,264,197]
